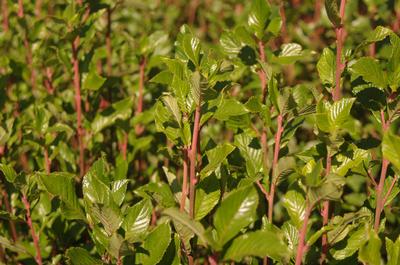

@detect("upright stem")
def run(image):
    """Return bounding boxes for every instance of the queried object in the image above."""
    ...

[295,203,312,265]
[189,105,201,219]
[314,0,322,22]
[35,0,43,17]
[72,37,85,177]
[279,1,288,42]
[320,151,331,264]
[21,195,42,265]
[180,147,189,211]
[1,0,9,32]
[257,40,267,103]
[332,0,346,101]
[374,110,390,232]
[268,114,283,222]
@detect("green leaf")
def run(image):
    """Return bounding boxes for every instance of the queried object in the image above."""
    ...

[111,179,128,206]
[163,208,213,247]
[331,225,369,260]
[39,172,84,220]
[190,71,202,106]
[92,98,133,134]
[83,167,111,205]
[382,132,400,172]
[273,43,304,65]
[234,133,263,178]
[150,70,173,85]
[90,204,122,236]
[122,199,152,242]
[214,98,248,121]
[329,98,355,129]
[310,173,346,203]
[162,94,182,127]
[214,185,258,247]
[200,143,235,178]
[82,69,106,91]
[325,0,341,27]
[248,0,270,39]
[386,236,400,265]
[220,31,242,56]
[181,33,201,66]
[137,223,171,265]
[351,57,387,89]
[224,230,289,262]
[195,175,220,221]
[359,229,382,265]
[282,190,306,228]
[66,247,104,265]
[0,236,30,255]
[0,163,17,183]
[365,26,393,44]
[317,48,335,85]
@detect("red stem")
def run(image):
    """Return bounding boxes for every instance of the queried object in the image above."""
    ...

[332,0,347,101]
[189,105,201,219]
[374,110,391,232]
[180,148,189,211]
[314,0,322,22]
[18,0,24,18]
[279,1,288,42]
[268,114,283,222]
[21,195,42,265]
[35,0,43,16]
[1,0,9,32]
[382,175,399,207]
[295,203,312,265]
[72,37,85,177]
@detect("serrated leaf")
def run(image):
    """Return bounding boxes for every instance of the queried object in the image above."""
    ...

[162,94,182,127]
[282,190,306,228]
[82,69,106,91]
[200,143,235,178]
[39,172,84,220]
[122,199,152,242]
[329,98,355,129]
[351,57,387,89]
[224,230,289,262]
[317,48,335,85]
[214,98,248,121]
[214,185,258,247]
[386,236,400,265]
[195,175,220,220]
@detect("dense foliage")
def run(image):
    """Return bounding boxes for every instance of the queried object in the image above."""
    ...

[1,0,400,264]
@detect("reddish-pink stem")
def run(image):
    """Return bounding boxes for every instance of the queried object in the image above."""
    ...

[279,2,288,42]
[295,203,312,265]
[72,37,85,177]
[1,0,9,32]
[18,0,24,18]
[180,148,189,211]
[35,0,42,16]
[332,0,346,101]
[374,110,391,232]
[189,105,201,219]
[314,0,322,22]
[21,195,42,265]
[268,114,283,222]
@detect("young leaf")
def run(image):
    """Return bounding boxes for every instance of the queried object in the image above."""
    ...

[213,185,259,247]
[248,0,271,39]
[358,229,382,265]
[325,0,341,27]
[386,236,400,265]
